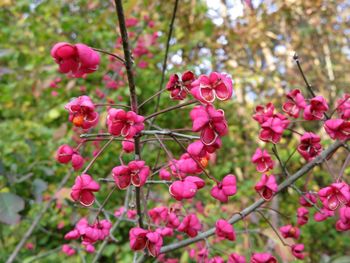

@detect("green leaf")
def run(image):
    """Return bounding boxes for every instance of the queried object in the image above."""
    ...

[0,192,25,225]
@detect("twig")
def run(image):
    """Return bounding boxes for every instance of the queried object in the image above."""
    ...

[92,47,126,64]
[81,137,114,175]
[6,172,72,263]
[144,99,198,121]
[337,153,350,182]
[153,0,179,119]
[138,88,167,109]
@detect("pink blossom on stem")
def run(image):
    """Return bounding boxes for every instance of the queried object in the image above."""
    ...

[112,160,150,189]
[291,244,305,259]
[282,89,307,118]
[167,212,181,229]
[303,95,329,120]
[297,132,322,161]
[177,214,202,237]
[215,219,236,241]
[107,109,145,138]
[299,192,317,207]
[253,103,275,124]
[129,228,163,257]
[187,139,222,158]
[190,104,228,145]
[159,168,172,180]
[169,176,205,201]
[251,253,277,263]
[210,174,237,203]
[122,139,135,153]
[148,206,169,224]
[71,153,84,170]
[297,207,309,226]
[336,93,350,120]
[65,95,99,129]
[314,207,335,222]
[51,42,100,78]
[251,148,274,173]
[324,119,350,141]
[228,253,246,263]
[254,174,278,201]
[190,72,233,103]
[208,256,225,263]
[279,224,300,239]
[62,244,76,256]
[318,182,350,210]
[166,71,196,100]
[70,174,100,206]
[259,114,290,144]
[56,144,74,163]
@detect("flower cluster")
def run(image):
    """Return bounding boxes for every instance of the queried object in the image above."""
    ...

[56,144,85,170]
[65,96,99,129]
[112,160,150,189]
[65,218,112,253]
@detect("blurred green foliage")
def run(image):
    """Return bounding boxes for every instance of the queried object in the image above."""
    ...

[0,0,349,262]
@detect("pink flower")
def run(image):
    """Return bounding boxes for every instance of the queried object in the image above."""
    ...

[71,153,84,170]
[299,192,317,207]
[291,244,305,259]
[215,219,236,241]
[177,153,203,175]
[85,244,95,253]
[62,244,76,256]
[279,225,300,239]
[208,256,225,263]
[112,160,150,189]
[167,212,181,229]
[314,207,335,222]
[297,132,322,161]
[255,174,278,201]
[149,206,169,224]
[156,227,174,237]
[169,176,205,201]
[129,228,163,257]
[324,119,350,141]
[210,174,237,202]
[259,114,290,144]
[228,253,246,263]
[177,214,202,237]
[51,42,100,77]
[129,227,148,250]
[303,96,329,120]
[318,182,350,210]
[297,207,309,226]
[282,89,307,118]
[253,103,275,124]
[251,148,274,173]
[336,94,350,120]
[251,253,277,263]
[146,231,163,257]
[70,174,100,206]
[65,96,99,129]
[191,72,233,103]
[190,104,228,145]
[122,139,135,153]
[187,139,222,158]
[56,144,74,163]
[336,206,350,231]
[125,17,138,27]
[107,109,145,138]
[159,168,172,180]
[166,71,196,100]
[127,210,137,219]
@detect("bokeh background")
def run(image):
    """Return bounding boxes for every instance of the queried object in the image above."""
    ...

[1,0,350,262]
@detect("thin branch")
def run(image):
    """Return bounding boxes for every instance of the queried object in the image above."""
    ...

[94,103,130,108]
[144,99,198,121]
[92,47,126,64]
[138,88,167,108]
[153,0,179,120]
[81,137,114,175]
[337,153,350,182]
